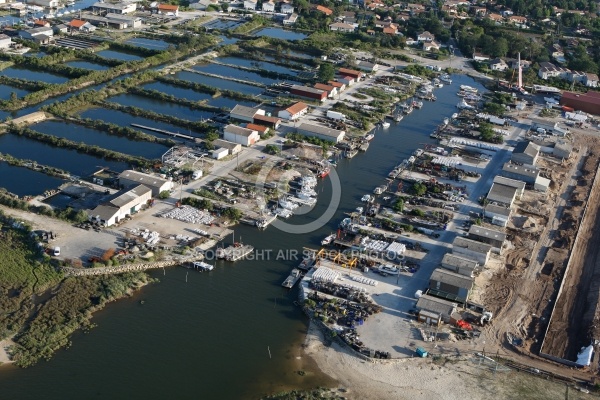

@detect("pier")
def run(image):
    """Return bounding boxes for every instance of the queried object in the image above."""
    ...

[130,124,195,140]
[183,68,267,89]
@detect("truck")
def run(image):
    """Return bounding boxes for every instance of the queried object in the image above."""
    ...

[415,347,428,357]
[192,170,203,180]
[326,110,346,121]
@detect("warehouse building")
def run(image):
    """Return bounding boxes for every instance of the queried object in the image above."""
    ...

[428,268,474,304]
[560,90,600,115]
[92,1,137,14]
[253,114,281,129]
[290,85,327,102]
[511,141,540,165]
[493,176,525,198]
[441,253,480,277]
[89,185,151,227]
[529,117,568,136]
[484,204,511,227]
[416,294,458,324]
[118,170,173,197]
[230,105,265,123]
[277,102,308,120]
[223,124,260,146]
[452,237,492,266]
[501,162,540,184]
[337,67,363,80]
[212,139,241,155]
[487,182,518,208]
[468,225,507,253]
[553,139,573,160]
[296,123,345,143]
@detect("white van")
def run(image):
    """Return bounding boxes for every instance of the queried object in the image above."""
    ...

[192,170,203,180]
[53,247,60,256]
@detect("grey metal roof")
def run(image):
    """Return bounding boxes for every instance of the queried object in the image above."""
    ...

[468,225,507,242]
[224,124,256,137]
[487,182,517,204]
[297,123,345,138]
[502,162,540,179]
[513,141,540,158]
[213,139,241,150]
[441,253,479,269]
[493,176,526,191]
[484,203,511,216]
[430,268,474,289]
[119,170,169,190]
[416,294,457,316]
[107,184,151,208]
[230,105,260,119]
[291,85,327,95]
[453,236,493,254]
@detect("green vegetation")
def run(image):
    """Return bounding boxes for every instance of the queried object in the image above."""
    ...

[402,64,438,79]
[412,182,427,196]
[157,76,260,103]
[232,15,268,35]
[223,207,242,221]
[0,189,88,223]
[159,190,171,199]
[393,198,404,213]
[182,197,214,211]
[264,144,281,155]
[478,122,504,144]
[317,63,335,83]
[286,132,334,152]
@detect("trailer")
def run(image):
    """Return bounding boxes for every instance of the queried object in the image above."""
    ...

[326,110,346,121]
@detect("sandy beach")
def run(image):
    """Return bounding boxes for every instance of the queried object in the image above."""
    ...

[302,322,592,400]
[0,338,15,366]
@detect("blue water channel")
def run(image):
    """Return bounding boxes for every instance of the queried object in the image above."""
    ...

[0,66,70,84]
[97,50,143,62]
[217,35,240,45]
[193,63,298,86]
[65,60,110,71]
[254,27,308,41]
[143,81,257,109]
[31,120,170,159]
[0,84,29,100]
[80,107,206,139]
[0,162,64,196]
[218,56,302,75]
[108,93,215,121]
[175,70,265,96]
[124,38,171,50]
[0,134,129,177]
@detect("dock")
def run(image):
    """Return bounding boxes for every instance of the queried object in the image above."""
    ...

[130,124,195,140]
[282,268,303,288]
[217,244,254,261]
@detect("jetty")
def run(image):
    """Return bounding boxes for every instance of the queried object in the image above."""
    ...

[183,68,266,88]
[131,124,195,140]
[217,244,254,261]
[282,268,302,288]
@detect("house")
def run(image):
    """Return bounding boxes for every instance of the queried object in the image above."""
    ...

[493,176,525,198]
[383,26,398,35]
[417,31,434,42]
[560,91,600,116]
[501,162,540,184]
[472,6,487,16]
[329,22,356,33]
[337,68,362,80]
[568,70,586,84]
[118,170,174,197]
[157,4,179,16]
[487,13,504,23]
[508,15,527,25]
[283,13,298,25]
[327,80,346,91]
[68,19,96,33]
[489,58,508,71]
[509,58,531,70]
[278,102,308,120]
[452,237,492,266]
[585,73,599,88]
[487,182,518,207]
[314,83,338,98]
[281,3,294,14]
[0,34,12,49]
[253,114,281,129]
[29,0,58,7]
[441,253,480,277]
[92,1,137,14]
[262,0,275,12]
[528,117,565,135]
[422,41,439,51]
[415,294,458,324]
[89,185,152,227]
[53,24,69,34]
[213,139,242,155]
[315,5,333,15]
[230,105,265,123]
[33,19,50,28]
[538,62,570,80]
[190,0,219,10]
[501,10,514,17]
[428,268,474,304]
[468,225,507,252]
[356,61,379,72]
[290,85,327,102]
[246,123,270,135]
[32,34,51,44]
[296,123,345,143]
[223,124,260,146]
[511,140,540,165]
[212,147,229,160]
[243,0,256,10]
[472,52,490,61]
[484,204,511,227]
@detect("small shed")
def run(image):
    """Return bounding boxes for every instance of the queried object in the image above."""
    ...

[212,147,229,160]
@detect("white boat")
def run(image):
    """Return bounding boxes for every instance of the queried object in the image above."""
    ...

[365,133,375,141]
[373,186,384,195]
[457,100,474,110]
[382,121,391,129]
[412,101,424,109]
[274,208,293,218]
[296,192,315,201]
[298,187,317,197]
[460,85,478,93]
[378,264,400,275]
[193,261,214,271]
[452,113,459,119]
[282,269,302,288]
[355,206,364,214]
[440,74,452,84]
[394,115,403,122]
[361,194,372,202]
[279,197,299,210]
[345,149,358,158]
[321,233,336,245]
[443,118,449,125]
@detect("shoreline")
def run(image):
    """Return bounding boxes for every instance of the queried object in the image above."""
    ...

[0,338,15,366]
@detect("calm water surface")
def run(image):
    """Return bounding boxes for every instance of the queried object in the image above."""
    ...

[193,63,298,86]
[65,61,110,71]
[0,162,64,196]
[0,84,29,100]
[0,75,486,399]
[175,70,264,96]
[1,67,69,84]
[97,50,143,62]
[124,38,171,50]
[255,27,308,41]
[108,93,215,121]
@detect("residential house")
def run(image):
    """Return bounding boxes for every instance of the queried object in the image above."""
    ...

[53,24,69,34]
[262,0,275,12]
[243,0,257,10]
[283,13,298,25]
[538,62,570,80]
[89,185,152,227]
[487,13,504,24]
[329,22,356,33]
[501,9,514,17]
[472,6,487,16]
[383,26,398,35]
[508,15,527,26]
[281,3,294,14]
[296,123,345,143]
[568,70,586,84]
[315,5,333,15]
[428,268,474,304]
[119,170,174,197]
[417,31,434,42]
[68,19,96,33]
[489,58,508,71]
[278,102,308,120]
[223,124,260,146]
[509,58,531,70]
[511,140,540,165]
[0,33,12,49]
[423,41,439,51]
[246,123,270,136]
[585,73,599,88]
[33,19,50,28]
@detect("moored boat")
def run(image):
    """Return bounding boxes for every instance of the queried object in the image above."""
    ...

[364,133,375,141]
[282,269,303,288]
[381,121,391,129]
[321,233,336,245]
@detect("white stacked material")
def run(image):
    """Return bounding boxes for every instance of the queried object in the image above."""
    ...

[146,231,160,245]
[341,283,368,293]
[360,237,388,251]
[312,266,339,283]
[161,205,215,224]
[492,128,510,135]
[449,138,500,151]
[385,242,406,255]
[350,275,378,286]
[193,229,209,236]
[432,156,460,167]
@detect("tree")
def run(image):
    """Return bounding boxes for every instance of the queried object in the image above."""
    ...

[411,209,425,217]
[159,190,170,199]
[10,92,17,102]
[264,144,281,155]
[491,38,509,58]
[221,3,228,11]
[393,198,404,212]
[412,182,427,196]
[223,207,242,221]
[318,63,335,83]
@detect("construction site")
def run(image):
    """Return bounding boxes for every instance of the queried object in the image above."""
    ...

[480,132,600,377]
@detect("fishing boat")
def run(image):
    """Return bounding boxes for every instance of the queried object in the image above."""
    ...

[298,256,315,271]
[355,206,364,214]
[364,133,375,141]
[452,113,459,119]
[279,196,299,210]
[412,100,424,109]
[443,118,449,125]
[394,115,403,122]
[321,233,336,245]
[345,149,358,158]
[460,85,478,93]
[192,261,214,271]
[373,186,384,195]
[381,121,391,129]
[457,100,474,110]
[361,194,373,202]
[359,142,369,152]
[318,166,330,178]
[440,74,452,84]
[282,269,302,288]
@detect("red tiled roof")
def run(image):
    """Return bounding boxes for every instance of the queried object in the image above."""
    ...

[246,123,269,132]
[316,5,333,15]
[158,4,179,10]
[285,102,308,115]
[69,19,87,28]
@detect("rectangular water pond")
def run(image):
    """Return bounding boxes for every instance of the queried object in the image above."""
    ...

[254,28,307,41]
[0,84,30,100]
[143,81,256,110]
[193,63,295,86]
[80,107,207,139]
[0,134,129,177]
[66,60,110,71]
[124,38,171,50]
[203,19,242,30]
[0,162,65,197]
[97,50,143,62]
[217,35,240,46]
[217,57,300,76]
[0,66,70,84]
[174,71,265,96]
[31,120,169,159]
[108,93,215,121]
